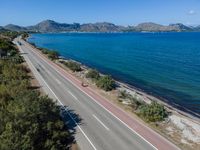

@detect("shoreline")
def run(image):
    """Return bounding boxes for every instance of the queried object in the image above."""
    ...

[77,59,200,121]
[26,35,200,121]
[116,80,200,121]
[24,36,200,148]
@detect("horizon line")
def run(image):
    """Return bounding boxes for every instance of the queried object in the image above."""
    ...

[1,19,200,27]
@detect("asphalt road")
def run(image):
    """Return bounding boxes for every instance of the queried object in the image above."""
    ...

[14,37,180,150]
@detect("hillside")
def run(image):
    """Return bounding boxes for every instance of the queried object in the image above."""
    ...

[4,24,28,31]
[80,22,120,32]
[134,22,178,32]
[194,25,200,31]
[169,23,193,31]
[2,20,200,33]
[27,20,80,32]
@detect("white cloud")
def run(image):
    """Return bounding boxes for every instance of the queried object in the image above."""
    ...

[188,10,196,15]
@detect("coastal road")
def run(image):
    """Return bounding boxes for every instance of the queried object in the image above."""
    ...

[14,37,180,150]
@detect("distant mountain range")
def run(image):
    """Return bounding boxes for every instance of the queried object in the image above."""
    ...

[2,20,200,33]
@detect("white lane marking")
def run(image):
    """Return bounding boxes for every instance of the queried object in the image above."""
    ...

[17,42,97,150]
[93,115,110,131]
[23,39,159,150]
[46,70,51,75]
[35,59,62,86]
[68,90,78,100]
[55,78,61,85]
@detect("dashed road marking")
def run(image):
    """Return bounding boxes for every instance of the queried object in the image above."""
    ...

[93,114,110,131]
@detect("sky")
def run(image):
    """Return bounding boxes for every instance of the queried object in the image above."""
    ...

[0,0,200,26]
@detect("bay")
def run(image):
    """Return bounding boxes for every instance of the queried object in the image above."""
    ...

[28,32,200,117]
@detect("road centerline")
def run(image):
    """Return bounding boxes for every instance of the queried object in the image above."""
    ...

[93,114,110,131]
[55,78,62,85]
[68,90,78,100]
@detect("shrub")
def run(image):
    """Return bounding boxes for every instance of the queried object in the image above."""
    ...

[137,101,168,122]
[12,54,24,64]
[118,90,129,99]
[8,49,17,56]
[0,60,73,150]
[0,39,13,51]
[96,75,115,91]
[37,47,59,60]
[47,51,59,60]
[130,96,143,110]
[64,61,82,72]
[40,48,49,54]
[21,33,29,40]
[86,69,100,80]
[118,90,142,110]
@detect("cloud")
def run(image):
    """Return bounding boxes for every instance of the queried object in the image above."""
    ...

[188,10,196,15]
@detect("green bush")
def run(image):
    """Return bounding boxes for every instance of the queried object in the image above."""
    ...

[130,96,143,110]
[0,39,15,52]
[118,90,130,99]
[21,33,29,40]
[0,60,73,150]
[0,31,19,40]
[137,101,168,122]
[96,75,115,91]
[64,61,82,72]
[37,47,59,60]
[118,90,142,110]
[12,54,24,64]
[0,38,74,149]
[86,69,100,80]
[47,50,59,60]
[40,48,49,54]
[8,49,17,56]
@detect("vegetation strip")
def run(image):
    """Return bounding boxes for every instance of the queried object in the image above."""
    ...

[0,31,74,150]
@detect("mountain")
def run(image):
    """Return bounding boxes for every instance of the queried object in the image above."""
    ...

[4,24,27,31]
[194,25,200,31]
[133,22,180,32]
[0,26,3,31]
[0,26,6,32]
[29,20,121,32]
[27,20,80,32]
[80,22,120,32]
[169,23,193,31]
[3,20,200,32]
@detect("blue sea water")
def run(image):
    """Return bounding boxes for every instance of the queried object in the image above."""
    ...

[28,32,200,117]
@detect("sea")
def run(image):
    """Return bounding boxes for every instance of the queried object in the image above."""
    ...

[28,32,200,117]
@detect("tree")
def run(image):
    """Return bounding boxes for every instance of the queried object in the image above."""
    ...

[96,75,115,91]
[64,61,82,72]
[21,33,29,40]
[47,51,59,60]
[0,92,72,150]
[9,49,17,56]
[41,48,49,54]
[86,69,100,80]
[138,101,168,122]
[0,39,15,53]
[0,57,73,150]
